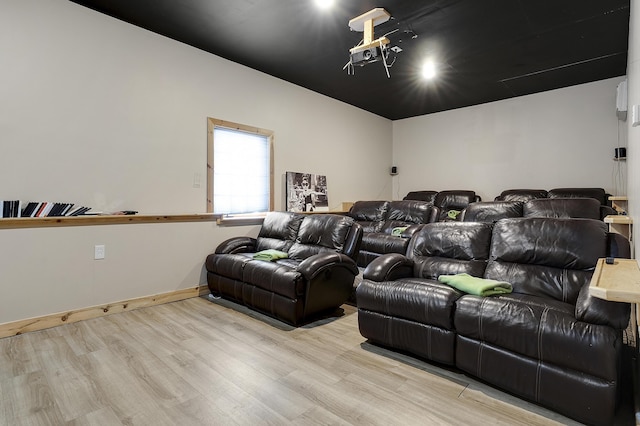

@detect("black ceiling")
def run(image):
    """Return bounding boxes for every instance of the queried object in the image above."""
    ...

[70,0,630,120]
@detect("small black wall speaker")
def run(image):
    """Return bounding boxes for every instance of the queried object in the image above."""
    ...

[615,147,627,159]
[390,166,398,175]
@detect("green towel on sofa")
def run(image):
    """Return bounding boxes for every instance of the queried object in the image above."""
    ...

[391,226,409,237]
[253,249,289,261]
[437,273,512,296]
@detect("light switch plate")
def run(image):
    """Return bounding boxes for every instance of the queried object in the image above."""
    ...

[94,245,105,260]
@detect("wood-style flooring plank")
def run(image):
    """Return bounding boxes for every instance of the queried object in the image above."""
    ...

[0,295,631,425]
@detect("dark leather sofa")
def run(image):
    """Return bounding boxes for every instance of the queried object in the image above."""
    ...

[205,211,362,326]
[347,200,437,267]
[357,217,630,425]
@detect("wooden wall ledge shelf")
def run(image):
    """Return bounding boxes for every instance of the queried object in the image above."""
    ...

[0,213,217,229]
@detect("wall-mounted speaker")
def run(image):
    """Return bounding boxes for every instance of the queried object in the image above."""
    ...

[615,147,626,159]
[390,166,398,175]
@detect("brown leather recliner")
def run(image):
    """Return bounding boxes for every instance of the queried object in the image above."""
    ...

[357,217,630,425]
[205,211,362,326]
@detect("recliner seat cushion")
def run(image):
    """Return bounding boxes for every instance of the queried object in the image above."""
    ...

[358,278,462,330]
[206,254,304,299]
[239,259,304,299]
[454,293,621,381]
[357,277,462,365]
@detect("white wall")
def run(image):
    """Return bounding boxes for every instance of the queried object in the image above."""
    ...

[627,0,640,259]
[0,0,630,327]
[0,0,392,213]
[0,1,392,324]
[392,77,626,201]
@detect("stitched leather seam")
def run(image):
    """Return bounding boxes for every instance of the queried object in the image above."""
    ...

[477,298,487,376]
[477,341,483,377]
[478,298,487,341]
[425,285,430,325]
[426,285,432,360]
[536,307,549,402]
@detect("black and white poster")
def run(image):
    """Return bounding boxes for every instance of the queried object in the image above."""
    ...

[286,171,329,212]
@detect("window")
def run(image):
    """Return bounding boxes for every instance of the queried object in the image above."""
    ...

[207,118,274,216]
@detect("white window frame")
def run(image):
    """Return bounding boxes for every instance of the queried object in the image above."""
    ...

[207,117,274,221]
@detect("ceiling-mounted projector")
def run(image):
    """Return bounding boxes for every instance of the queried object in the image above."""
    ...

[344,8,393,77]
[350,46,385,67]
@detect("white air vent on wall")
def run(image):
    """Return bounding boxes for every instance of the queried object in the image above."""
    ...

[616,79,627,121]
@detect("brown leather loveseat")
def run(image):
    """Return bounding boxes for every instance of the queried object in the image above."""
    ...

[205,211,362,326]
[357,217,630,425]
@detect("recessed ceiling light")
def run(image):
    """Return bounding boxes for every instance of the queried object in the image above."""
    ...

[315,0,334,9]
[421,59,436,80]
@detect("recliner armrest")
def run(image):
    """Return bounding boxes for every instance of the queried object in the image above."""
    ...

[401,224,425,238]
[608,232,631,259]
[600,205,616,220]
[363,253,413,282]
[575,283,631,330]
[215,237,257,254]
[296,252,359,280]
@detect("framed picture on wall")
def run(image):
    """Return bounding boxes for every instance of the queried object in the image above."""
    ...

[286,171,329,212]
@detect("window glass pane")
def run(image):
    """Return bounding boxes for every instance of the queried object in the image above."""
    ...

[213,127,270,215]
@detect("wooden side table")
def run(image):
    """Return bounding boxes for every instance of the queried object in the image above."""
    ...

[590,258,640,303]
[590,258,640,424]
[590,258,640,342]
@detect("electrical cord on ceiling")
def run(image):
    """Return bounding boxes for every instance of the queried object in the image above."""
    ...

[380,39,391,78]
[342,38,363,74]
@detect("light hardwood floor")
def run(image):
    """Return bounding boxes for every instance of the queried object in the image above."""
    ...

[0,296,633,425]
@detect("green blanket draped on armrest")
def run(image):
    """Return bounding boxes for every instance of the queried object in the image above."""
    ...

[437,273,512,296]
[253,249,289,261]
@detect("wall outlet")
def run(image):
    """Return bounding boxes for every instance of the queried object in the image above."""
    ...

[94,244,105,260]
